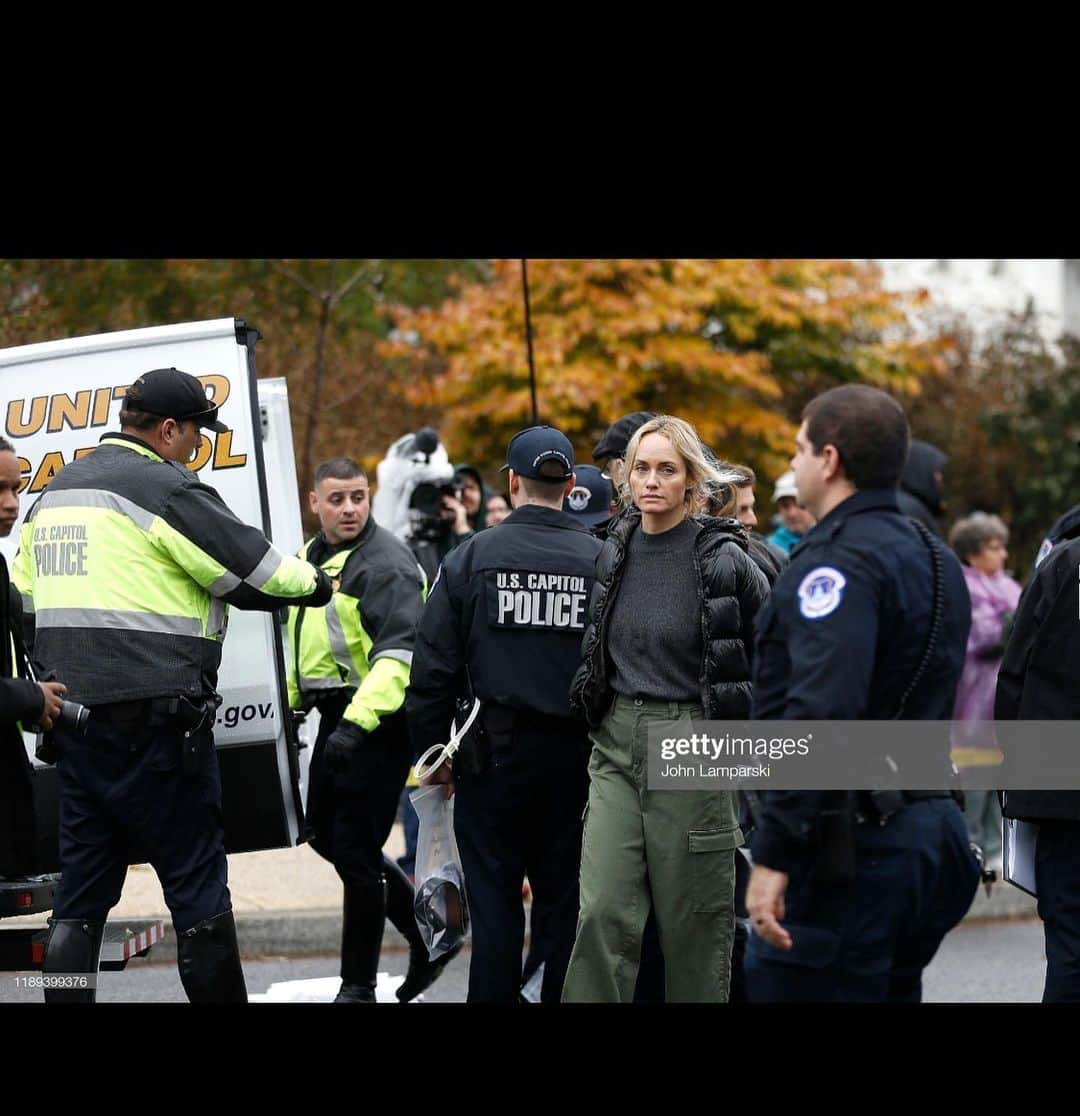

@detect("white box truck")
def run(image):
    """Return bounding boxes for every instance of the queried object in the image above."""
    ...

[0,318,309,971]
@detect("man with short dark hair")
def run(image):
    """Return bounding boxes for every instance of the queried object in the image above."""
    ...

[13,368,333,1003]
[407,425,602,1003]
[744,384,980,1003]
[288,457,456,1003]
[0,436,67,879]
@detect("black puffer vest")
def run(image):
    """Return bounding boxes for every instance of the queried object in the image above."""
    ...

[570,507,770,728]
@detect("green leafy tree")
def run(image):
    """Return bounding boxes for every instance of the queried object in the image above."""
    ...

[907,306,1080,576]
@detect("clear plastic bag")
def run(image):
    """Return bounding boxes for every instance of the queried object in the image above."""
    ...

[410,784,470,960]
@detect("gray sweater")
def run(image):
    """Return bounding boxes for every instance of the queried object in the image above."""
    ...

[608,517,703,703]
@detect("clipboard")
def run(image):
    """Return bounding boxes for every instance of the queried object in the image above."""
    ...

[1002,817,1039,898]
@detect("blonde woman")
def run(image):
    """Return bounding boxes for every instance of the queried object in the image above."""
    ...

[563,415,769,1002]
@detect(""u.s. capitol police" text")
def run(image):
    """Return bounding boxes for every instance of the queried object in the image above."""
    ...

[32,524,88,576]
[494,571,588,629]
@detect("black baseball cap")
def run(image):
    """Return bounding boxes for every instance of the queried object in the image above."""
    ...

[563,464,613,527]
[123,368,228,432]
[592,411,656,461]
[500,425,574,480]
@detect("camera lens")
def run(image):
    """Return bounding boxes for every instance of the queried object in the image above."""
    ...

[409,483,443,518]
[59,700,91,733]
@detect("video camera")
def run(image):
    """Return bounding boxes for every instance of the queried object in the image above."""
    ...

[372,426,458,545]
[408,478,465,541]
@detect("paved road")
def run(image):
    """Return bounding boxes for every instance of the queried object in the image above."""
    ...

[1,917,1047,1003]
[923,916,1044,1003]
[1,942,470,1004]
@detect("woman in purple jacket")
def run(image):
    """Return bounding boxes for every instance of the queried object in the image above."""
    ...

[948,512,1022,872]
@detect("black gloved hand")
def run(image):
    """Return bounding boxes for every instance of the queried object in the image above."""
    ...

[324,721,366,774]
[308,567,334,608]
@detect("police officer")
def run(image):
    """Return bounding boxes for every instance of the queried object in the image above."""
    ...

[406,425,602,1003]
[12,368,333,1004]
[744,384,981,1003]
[562,464,612,531]
[288,457,455,1004]
[996,518,1080,1001]
[1032,500,1080,570]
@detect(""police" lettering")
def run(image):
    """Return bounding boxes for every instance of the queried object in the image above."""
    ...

[34,541,88,576]
[496,589,586,629]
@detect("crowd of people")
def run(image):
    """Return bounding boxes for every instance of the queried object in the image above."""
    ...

[5,367,1079,1003]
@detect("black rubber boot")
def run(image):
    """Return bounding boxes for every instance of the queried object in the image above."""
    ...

[42,918,105,1004]
[384,854,461,1003]
[176,910,248,1004]
[335,878,386,1003]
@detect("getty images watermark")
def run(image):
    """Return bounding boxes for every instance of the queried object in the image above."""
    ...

[646,721,1080,791]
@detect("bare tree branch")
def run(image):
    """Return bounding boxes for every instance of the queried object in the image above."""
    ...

[268,259,324,302]
[330,263,374,307]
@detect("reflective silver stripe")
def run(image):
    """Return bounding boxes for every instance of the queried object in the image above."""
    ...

[35,608,203,638]
[246,546,287,590]
[40,488,156,532]
[371,649,413,668]
[298,676,347,691]
[325,604,362,686]
[208,597,228,639]
[209,571,241,597]
[20,593,34,615]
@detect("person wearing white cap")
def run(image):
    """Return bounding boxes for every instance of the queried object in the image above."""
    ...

[768,470,815,554]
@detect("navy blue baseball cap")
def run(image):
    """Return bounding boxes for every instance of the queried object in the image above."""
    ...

[563,464,613,527]
[500,425,574,480]
[124,368,227,432]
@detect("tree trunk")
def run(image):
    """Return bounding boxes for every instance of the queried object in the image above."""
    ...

[301,260,337,491]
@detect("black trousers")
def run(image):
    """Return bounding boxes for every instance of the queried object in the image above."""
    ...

[51,700,228,934]
[1035,820,1080,1002]
[745,799,979,1002]
[305,693,412,888]
[453,708,589,1004]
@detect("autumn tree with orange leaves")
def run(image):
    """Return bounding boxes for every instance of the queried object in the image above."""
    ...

[0,258,487,524]
[383,259,947,485]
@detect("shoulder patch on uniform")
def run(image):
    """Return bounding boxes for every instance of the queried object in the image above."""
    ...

[796,566,847,620]
[1034,537,1053,569]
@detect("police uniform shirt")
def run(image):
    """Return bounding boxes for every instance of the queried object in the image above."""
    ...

[749,488,971,872]
[1033,501,1080,570]
[996,534,1080,821]
[407,504,602,751]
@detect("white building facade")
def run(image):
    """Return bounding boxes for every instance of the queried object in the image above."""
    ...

[869,259,1080,342]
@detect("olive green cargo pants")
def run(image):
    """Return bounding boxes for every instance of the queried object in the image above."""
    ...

[562,694,742,1002]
